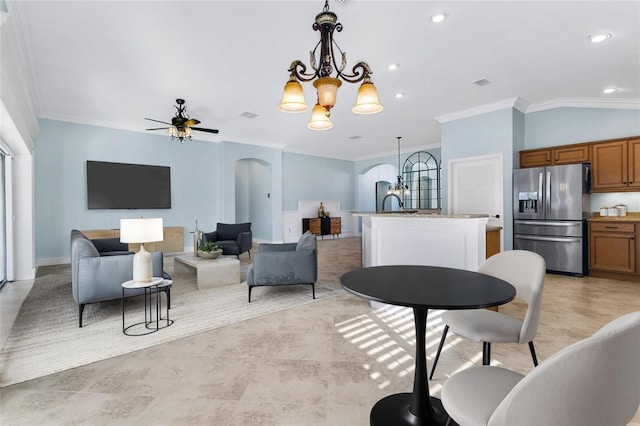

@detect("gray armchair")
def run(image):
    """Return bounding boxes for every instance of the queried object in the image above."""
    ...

[246,231,317,302]
[70,230,170,327]
[201,222,252,259]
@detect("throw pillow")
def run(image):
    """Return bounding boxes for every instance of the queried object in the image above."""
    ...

[296,230,316,251]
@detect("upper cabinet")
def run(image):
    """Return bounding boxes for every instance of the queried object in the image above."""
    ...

[592,138,640,192]
[520,144,590,168]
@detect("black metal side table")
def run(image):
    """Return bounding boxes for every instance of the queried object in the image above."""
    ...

[121,277,173,336]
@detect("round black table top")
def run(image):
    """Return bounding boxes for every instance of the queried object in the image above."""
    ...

[341,265,516,310]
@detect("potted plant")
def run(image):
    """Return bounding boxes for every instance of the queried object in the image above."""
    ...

[197,241,223,259]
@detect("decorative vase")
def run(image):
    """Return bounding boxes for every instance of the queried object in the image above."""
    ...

[197,249,222,259]
[193,220,200,256]
[318,202,325,218]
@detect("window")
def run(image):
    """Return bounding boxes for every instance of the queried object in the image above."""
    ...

[403,151,441,210]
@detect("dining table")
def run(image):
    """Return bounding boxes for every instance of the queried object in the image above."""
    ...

[341,265,516,426]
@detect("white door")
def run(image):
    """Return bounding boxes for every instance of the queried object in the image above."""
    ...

[448,154,503,228]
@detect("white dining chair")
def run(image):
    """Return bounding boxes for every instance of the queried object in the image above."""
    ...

[441,311,640,426]
[429,250,546,380]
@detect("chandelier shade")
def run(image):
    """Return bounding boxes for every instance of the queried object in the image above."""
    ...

[169,126,192,142]
[313,77,342,111]
[352,77,383,115]
[307,103,333,131]
[279,0,382,130]
[279,75,309,112]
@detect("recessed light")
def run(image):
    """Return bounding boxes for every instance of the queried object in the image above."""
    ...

[603,87,618,94]
[589,33,611,43]
[394,92,405,98]
[387,63,399,71]
[431,12,447,23]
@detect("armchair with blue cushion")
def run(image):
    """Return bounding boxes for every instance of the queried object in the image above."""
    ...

[246,231,317,302]
[201,222,252,259]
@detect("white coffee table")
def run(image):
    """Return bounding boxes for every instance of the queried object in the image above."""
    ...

[121,277,173,336]
[173,253,241,290]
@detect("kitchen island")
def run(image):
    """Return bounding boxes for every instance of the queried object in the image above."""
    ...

[353,212,490,271]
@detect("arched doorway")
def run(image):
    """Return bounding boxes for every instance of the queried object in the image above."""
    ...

[235,159,272,241]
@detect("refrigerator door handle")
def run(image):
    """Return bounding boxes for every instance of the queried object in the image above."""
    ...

[545,171,551,215]
[515,221,582,227]
[515,235,582,243]
[538,172,544,214]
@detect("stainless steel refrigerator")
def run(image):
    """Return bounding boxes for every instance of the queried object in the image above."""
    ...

[513,163,590,275]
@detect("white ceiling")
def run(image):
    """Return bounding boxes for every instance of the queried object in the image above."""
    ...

[9,0,640,160]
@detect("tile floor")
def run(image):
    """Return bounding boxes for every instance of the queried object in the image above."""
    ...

[1,237,639,425]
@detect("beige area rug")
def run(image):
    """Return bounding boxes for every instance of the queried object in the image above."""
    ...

[0,253,346,387]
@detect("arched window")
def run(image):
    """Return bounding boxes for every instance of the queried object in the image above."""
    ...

[403,151,441,209]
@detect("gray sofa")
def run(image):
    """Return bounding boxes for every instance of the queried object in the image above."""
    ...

[201,222,252,259]
[70,229,170,327]
[246,231,317,302]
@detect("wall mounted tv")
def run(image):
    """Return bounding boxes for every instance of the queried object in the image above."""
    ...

[87,161,171,209]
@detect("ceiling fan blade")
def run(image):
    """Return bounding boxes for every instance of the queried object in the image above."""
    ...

[185,118,201,127]
[146,127,170,131]
[191,127,219,134]
[145,117,171,125]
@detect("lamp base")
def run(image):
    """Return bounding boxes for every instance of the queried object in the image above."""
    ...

[133,245,153,283]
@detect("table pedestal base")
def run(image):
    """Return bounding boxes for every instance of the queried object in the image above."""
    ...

[371,394,450,426]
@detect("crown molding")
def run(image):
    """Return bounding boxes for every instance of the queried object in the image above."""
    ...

[434,96,640,123]
[526,98,640,113]
[434,97,528,123]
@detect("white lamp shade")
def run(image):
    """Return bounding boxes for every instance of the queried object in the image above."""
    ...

[120,218,164,243]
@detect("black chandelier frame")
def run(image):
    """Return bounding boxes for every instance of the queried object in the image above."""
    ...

[286,0,373,85]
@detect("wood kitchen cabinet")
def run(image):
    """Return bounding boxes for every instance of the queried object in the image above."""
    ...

[519,144,590,168]
[589,221,640,282]
[486,227,501,259]
[520,148,552,168]
[591,138,640,192]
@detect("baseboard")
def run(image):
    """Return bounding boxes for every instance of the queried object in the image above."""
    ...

[37,257,69,267]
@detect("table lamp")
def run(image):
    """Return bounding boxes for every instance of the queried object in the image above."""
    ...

[120,218,164,283]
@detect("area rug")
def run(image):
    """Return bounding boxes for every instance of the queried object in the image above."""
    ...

[0,261,344,387]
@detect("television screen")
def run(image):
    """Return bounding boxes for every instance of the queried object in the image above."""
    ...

[87,161,171,209]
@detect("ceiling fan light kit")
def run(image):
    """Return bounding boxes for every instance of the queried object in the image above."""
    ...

[279,0,382,131]
[145,98,219,142]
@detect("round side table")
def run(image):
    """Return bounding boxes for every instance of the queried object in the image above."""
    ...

[122,277,173,336]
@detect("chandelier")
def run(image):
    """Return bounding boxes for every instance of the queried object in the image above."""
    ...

[278,0,383,130]
[388,137,410,196]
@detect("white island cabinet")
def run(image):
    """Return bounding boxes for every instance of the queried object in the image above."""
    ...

[354,213,489,271]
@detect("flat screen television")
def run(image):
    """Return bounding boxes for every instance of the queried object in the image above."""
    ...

[87,161,171,209]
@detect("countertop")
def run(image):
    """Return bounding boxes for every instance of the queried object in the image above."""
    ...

[587,212,640,222]
[352,211,489,219]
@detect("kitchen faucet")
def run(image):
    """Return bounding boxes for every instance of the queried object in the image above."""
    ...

[381,193,404,213]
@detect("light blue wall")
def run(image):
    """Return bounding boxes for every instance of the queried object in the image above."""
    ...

[34,119,220,260]
[32,108,640,262]
[441,108,518,250]
[282,152,355,211]
[219,141,283,242]
[524,107,640,148]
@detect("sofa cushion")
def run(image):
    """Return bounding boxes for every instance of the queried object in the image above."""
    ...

[92,238,130,254]
[296,230,316,251]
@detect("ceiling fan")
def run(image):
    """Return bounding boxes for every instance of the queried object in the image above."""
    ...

[145,98,219,142]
